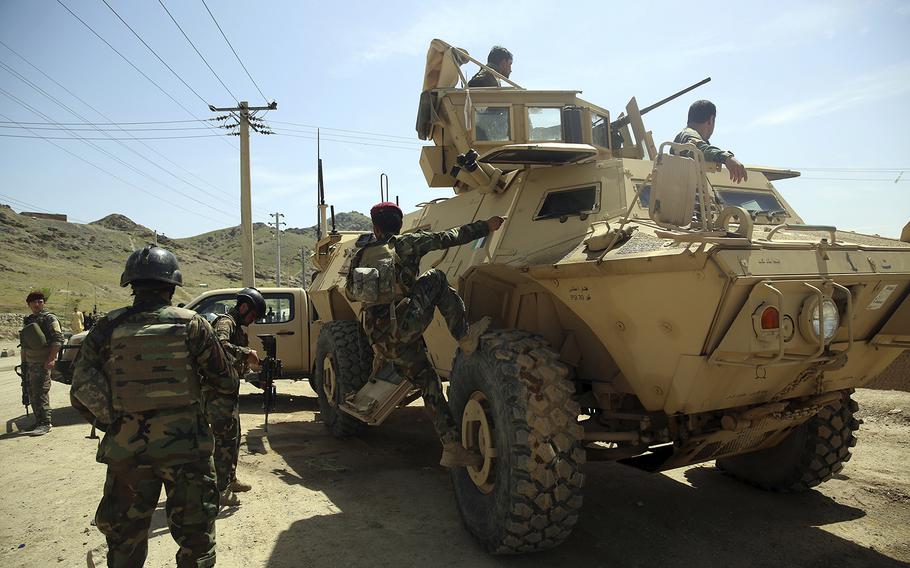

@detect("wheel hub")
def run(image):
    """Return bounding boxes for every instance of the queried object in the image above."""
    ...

[461,391,498,493]
[322,355,337,406]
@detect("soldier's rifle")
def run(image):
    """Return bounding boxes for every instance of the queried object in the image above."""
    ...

[256,334,281,432]
[13,363,30,416]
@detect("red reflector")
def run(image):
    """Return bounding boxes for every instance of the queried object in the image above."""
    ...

[761,307,780,330]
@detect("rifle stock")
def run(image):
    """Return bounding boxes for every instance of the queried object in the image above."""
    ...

[256,335,281,432]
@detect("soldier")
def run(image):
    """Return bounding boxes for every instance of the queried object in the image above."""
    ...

[674,100,748,183]
[18,290,64,436]
[346,202,504,468]
[205,287,265,507]
[468,45,513,87]
[71,245,238,568]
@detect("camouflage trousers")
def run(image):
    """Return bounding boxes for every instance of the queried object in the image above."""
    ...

[365,268,467,444]
[95,459,218,568]
[25,362,52,426]
[203,389,240,492]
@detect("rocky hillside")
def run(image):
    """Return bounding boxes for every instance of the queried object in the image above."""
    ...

[0,204,370,313]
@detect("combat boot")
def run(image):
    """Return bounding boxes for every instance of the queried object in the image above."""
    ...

[230,478,252,492]
[28,424,51,436]
[458,316,492,356]
[220,489,241,507]
[440,442,483,469]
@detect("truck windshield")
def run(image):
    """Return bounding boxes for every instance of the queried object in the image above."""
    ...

[715,189,789,218]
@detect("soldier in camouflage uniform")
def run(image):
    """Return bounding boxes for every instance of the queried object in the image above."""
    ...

[19,290,64,436]
[468,45,513,87]
[347,202,504,468]
[71,245,238,568]
[204,287,265,507]
[674,99,748,183]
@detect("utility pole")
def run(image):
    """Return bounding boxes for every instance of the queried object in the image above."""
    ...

[269,212,286,286]
[210,100,277,287]
[300,247,308,288]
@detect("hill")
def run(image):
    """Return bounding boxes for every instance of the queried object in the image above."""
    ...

[0,204,370,313]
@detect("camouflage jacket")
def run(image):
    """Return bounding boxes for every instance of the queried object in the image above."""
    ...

[351,220,490,320]
[468,68,500,88]
[21,308,64,362]
[212,308,252,376]
[673,127,733,164]
[71,295,238,466]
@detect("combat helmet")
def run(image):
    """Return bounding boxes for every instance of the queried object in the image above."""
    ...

[120,245,183,287]
[237,287,266,317]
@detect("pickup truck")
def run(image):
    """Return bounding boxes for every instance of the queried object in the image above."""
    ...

[54,287,317,384]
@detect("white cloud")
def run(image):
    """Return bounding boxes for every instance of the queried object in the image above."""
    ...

[749,63,910,127]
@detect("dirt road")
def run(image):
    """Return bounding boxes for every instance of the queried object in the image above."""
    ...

[0,357,907,567]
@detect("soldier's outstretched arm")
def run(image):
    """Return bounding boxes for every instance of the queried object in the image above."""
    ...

[213,316,253,359]
[188,315,239,395]
[405,218,503,257]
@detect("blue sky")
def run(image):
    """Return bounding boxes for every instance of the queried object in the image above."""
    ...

[1,0,908,238]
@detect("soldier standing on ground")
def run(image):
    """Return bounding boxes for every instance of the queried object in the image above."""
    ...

[346,202,504,468]
[18,291,64,436]
[468,45,513,87]
[71,305,85,334]
[205,287,265,507]
[71,245,238,568]
[674,99,748,183]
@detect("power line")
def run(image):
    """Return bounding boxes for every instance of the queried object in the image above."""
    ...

[98,0,215,107]
[157,0,239,104]
[0,191,90,224]
[269,119,416,141]
[0,63,237,218]
[0,40,261,213]
[56,0,236,150]
[0,124,216,131]
[270,132,422,152]
[200,0,270,105]
[0,112,225,223]
[798,176,908,182]
[0,133,226,140]
[0,118,214,126]
[269,126,424,146]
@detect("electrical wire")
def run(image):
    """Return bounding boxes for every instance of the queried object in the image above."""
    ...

[0,64,237,218]
[0,124,216,131]
[55,0,237,149]
[0,40,263,214]
[269,119,416,141]
[0,111,228,222]
[0,191,90,224]
[269,126,423,146]
[157,0,239,104]
[1,133,226,140]
[270,132,423,152]
[199,0,269,105]
[0,119,215,125]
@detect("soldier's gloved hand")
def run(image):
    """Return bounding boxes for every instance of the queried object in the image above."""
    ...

[43,359,55,371]
[724,156,748,183]
[247,350,261,371]
[486,216,505,232]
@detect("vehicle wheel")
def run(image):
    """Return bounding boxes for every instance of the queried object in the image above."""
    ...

[313,321,372,437]
[448,330,585,554]
[717,391,860,492]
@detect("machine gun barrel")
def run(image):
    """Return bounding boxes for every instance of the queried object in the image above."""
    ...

[610,77,711,130]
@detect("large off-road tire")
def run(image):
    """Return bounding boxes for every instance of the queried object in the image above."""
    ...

[717,392,860,492]
[313,321,373,437]
[448,330,585,554]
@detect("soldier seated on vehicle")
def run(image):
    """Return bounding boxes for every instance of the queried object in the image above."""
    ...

[346,202,504,468]
[674,99,748,183]
[468,45,513,87]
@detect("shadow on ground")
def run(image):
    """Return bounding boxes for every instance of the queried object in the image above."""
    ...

[250,407,906,568]
[2,403,89,437]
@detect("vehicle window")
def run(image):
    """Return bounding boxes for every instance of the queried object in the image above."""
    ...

[528,107,562,141]
[716,189,788,217]
[475,106,510,142]
[258,293,294,324]
[592,114,609,148]
[192,295,234,323]
[535,185,599,220]
[637,184,651,207]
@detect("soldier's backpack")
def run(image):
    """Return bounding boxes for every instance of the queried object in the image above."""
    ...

[346,239,403,306]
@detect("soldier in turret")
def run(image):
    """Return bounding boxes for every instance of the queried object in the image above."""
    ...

[204,287,265,507]
[346,202,504,468]
[674,100,748,183]
[19,290,64,436]
[71,245,238,568]
[468,45,513,87]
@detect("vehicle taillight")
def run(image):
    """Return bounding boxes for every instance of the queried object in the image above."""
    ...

[760,306,780,330]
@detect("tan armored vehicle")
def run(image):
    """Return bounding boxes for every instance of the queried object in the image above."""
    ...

[306,40,910,554]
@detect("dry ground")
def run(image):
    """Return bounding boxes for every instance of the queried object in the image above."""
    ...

[0,356,908,568]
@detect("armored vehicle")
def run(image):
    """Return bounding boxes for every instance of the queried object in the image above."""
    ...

[307,40,910,554]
